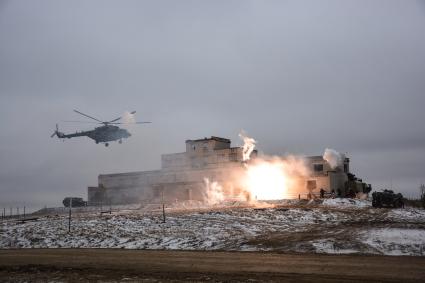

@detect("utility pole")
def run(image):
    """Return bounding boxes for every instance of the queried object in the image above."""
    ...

[23,206,25,219]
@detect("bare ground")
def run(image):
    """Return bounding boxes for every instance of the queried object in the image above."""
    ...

[1,249,425,282]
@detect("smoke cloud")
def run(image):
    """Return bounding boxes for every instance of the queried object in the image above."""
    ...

[199,132,313,203]
[122,111,136,124]
[323,148,343,169]
[239,131,256,161]
[203,178,225,205]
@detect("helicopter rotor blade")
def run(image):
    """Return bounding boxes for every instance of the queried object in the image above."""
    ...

[108,117,122,123]
[73,110,103,123]
[62,120,101,124]
[109,121,151,125]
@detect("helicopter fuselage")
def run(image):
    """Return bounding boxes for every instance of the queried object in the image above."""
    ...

[60,125,131,145]
[52,109,150,146]
[88,125,131,143]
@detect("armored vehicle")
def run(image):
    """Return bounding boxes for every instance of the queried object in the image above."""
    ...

[63,197,87,208]
[372,190,404,208]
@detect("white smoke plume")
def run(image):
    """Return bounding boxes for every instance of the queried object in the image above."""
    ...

[122,111,136,124]
[239,131,256,161]
[122,111,136,129]
[203,178,225,205]
[323,148,343,169]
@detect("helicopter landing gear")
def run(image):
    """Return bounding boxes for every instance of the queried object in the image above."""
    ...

[105,143,109,147]
[119,139,122,144]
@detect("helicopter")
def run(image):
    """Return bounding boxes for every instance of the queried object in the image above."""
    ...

[51,110,151,147]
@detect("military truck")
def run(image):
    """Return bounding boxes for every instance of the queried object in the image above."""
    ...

[372,190,404,208]
[63,197,87,208]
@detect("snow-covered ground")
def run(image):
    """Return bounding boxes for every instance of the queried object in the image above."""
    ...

[322,198,371,208]
[360,228,425,256]
[1,200,424,256]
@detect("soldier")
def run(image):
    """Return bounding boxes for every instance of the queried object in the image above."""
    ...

[320,188,325,199]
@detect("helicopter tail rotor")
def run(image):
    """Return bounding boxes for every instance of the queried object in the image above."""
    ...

[51,124,65,138]
[50,124,58,138]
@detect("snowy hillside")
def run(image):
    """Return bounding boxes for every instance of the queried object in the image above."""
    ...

[1,200,424,256]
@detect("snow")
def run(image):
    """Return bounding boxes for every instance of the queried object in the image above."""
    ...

[386,208,425,222]
[322,198,371,208]
[1,201,425,256]
[311,239,359,254]
[361,228,425,256]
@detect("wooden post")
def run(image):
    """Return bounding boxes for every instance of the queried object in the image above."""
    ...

[162,190,166,223]
[68,198,72,233]
[23,206,25,219]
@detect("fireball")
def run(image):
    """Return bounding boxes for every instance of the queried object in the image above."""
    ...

[244,160,289,200]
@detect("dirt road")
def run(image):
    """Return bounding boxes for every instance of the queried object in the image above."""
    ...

[0,249,424,282]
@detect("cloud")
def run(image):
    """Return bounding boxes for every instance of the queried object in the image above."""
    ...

[0,0,425,208]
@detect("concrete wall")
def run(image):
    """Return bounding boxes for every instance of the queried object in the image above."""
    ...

[88,137,365,204]
[306,156,349,194]
[93,160,247,205]
[162,145,251,171]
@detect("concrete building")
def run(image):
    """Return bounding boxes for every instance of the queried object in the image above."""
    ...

[89,137,255,205]
[88,136,370,205]
[306,156,349,197]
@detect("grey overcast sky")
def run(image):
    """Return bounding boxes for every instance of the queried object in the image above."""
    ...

[1,0,425,210]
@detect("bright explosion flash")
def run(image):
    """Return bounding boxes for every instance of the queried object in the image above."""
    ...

[244,161,289,200]
[200,132,312,205]
[237,132,310,201]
